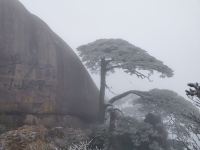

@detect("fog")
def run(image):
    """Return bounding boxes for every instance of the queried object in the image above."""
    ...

[19,0,200,98]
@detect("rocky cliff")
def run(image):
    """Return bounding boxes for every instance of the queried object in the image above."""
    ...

[0,0,99,121]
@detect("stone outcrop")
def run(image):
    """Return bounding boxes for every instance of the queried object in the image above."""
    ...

[0,0,99,121]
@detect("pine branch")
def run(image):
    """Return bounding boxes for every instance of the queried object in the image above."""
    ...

[108,90,145,104]
[106,65,122,71]
[134,70,152,82]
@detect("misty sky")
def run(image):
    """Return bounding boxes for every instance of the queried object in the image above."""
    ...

[19,0,200,98]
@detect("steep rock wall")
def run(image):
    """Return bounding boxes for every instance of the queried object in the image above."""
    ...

[0,0,99,120]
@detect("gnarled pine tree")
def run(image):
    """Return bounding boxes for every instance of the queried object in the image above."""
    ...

[77,39,173,122]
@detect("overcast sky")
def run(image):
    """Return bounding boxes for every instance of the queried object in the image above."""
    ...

[19,0,200,98]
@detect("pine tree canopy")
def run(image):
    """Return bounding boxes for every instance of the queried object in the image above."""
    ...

[77,39,173,78]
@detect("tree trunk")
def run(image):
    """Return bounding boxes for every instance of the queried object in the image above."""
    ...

[109,110,117,132]
[107,110,117,150]
[99,58,107,123]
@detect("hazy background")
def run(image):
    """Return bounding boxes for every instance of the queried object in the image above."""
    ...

[19,0,200,98]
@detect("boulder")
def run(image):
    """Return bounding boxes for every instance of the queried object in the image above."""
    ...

[0,0,99,121]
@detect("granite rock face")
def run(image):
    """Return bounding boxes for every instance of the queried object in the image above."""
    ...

[0,0,99,120]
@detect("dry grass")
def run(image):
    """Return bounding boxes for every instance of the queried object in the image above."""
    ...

[69,140,101,150]
[25,140,55,150]
[26,140,101,150]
